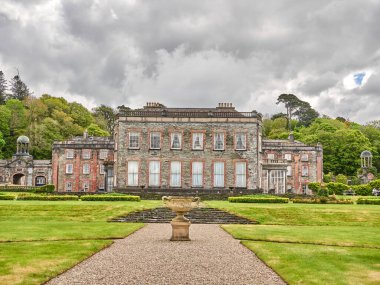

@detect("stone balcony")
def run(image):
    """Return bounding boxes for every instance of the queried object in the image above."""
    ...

[261,159,288,170]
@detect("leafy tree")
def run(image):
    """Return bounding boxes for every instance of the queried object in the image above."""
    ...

[0,70,7,104]
[87,123,110,137]
[69,102,93,128]
[92,105,116,135]
[0,131,5,158]
[276,94,319,129]
[9,74,31,101]
[40,94,70,115]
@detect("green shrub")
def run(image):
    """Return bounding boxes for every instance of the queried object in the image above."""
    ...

[34,184,55,193]
[369,179,380,189]
[357,198,380,205]
[80,195,141,202]
[307,182,321,193]
[292,198,353,204]
[0,195,15,200]
[335,174,348,184]
[317,188,329,197]
[351,184,372,196]
[228,197,289,203]
[326,182,349,195]
[16,194,78,201]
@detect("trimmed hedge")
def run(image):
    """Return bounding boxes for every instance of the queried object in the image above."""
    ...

[357,198,380,205]
[369,179,380,189]
[34,184,55,193]
[292,198,353,204]
[308,182,321,193]
[80,195,141,202]
[326,182,349,195]
[0,195,15,200]
[228,197,289,203]
[16,194,79,201]
[351,184,372,196]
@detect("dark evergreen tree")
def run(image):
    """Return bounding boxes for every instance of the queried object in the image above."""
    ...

[9,74,31,101]
[0,70,7,104]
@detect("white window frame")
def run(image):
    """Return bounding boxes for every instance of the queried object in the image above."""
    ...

[82,149,91,159]
[301,154,309,162]
[191,162,203,187]
[129,132,140,149]
[284,153,292,161]
[66,164,73,174]
[83,181,89,192]
[148,161,160,186]
[127,161,139,186]
[83,164,90,174]
[267,153,275,160]
[66,149,74,159]
[302,165,309,177]
[170,161,181,187]
[213,162,225,187]
[170,133,182,150]
[235,162,247,188]
[235,133,247,150]
[99,149,108,159]
[36,176,46,185]
[214,133,225,151]
[286,165,292,176]
[150,132,161,150]
[269,170,286,194]
[98,181,105,190]
[99,164,105,175]
[192,133,204,150]
[65,181,72,192]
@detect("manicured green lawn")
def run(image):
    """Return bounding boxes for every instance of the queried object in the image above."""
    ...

[207,201,380,285]
[0,200,162,285]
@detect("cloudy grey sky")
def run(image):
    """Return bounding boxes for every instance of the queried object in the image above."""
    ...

[1,0,379,123]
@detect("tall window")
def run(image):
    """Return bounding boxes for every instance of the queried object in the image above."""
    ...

[235,133,246,150]
[170,133,182,149]
[129,132,140,149]
[150,132,161,149]
[170,161,181,187]
[83,164,90,174]
[66,164,73,174]
[66,149,74,159]
[214,133,225,150]
[287,165,292,176]
[65,181,72,192]
[149,161,160,186]
[83,181,89,192]
[192,133,204,150]
[99,164,105,175]
[82,149,91,159]
[269,170,285,194]
[192,162,203,187]
[235,162,247,188]
[302,165,309,176]
[213,162,225,187]
[127,161,139,186]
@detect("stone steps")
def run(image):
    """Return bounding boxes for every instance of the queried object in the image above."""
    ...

[111,207,256,224]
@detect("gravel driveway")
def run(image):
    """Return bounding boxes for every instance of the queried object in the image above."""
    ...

[46,224,285,285]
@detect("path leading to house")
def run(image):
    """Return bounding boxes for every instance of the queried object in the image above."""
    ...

[47,224,285,285]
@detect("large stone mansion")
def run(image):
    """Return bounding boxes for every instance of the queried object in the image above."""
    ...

[0,102,323,195]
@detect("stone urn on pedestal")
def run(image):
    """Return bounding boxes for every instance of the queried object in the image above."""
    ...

[162,196,200,241]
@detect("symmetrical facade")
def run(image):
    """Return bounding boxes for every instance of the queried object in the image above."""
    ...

[0,102,323,194]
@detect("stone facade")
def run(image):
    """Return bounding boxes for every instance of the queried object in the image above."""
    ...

[52,133,114,192]
[0,136,52,187]
[115,103,262,191]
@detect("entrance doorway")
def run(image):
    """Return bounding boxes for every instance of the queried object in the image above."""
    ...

[13,173,25,185]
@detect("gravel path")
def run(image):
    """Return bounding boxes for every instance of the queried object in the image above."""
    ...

[47,224,285,285]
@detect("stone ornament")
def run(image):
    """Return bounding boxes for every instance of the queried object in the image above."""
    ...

[162,196,200,241]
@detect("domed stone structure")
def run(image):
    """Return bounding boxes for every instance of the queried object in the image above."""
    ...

[360,150,372,168]
[16,135,30,155]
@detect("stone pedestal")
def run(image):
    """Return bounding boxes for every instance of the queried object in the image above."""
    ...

[170,220,191,241]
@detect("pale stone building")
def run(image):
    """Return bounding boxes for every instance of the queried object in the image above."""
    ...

[0,136,51,186]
